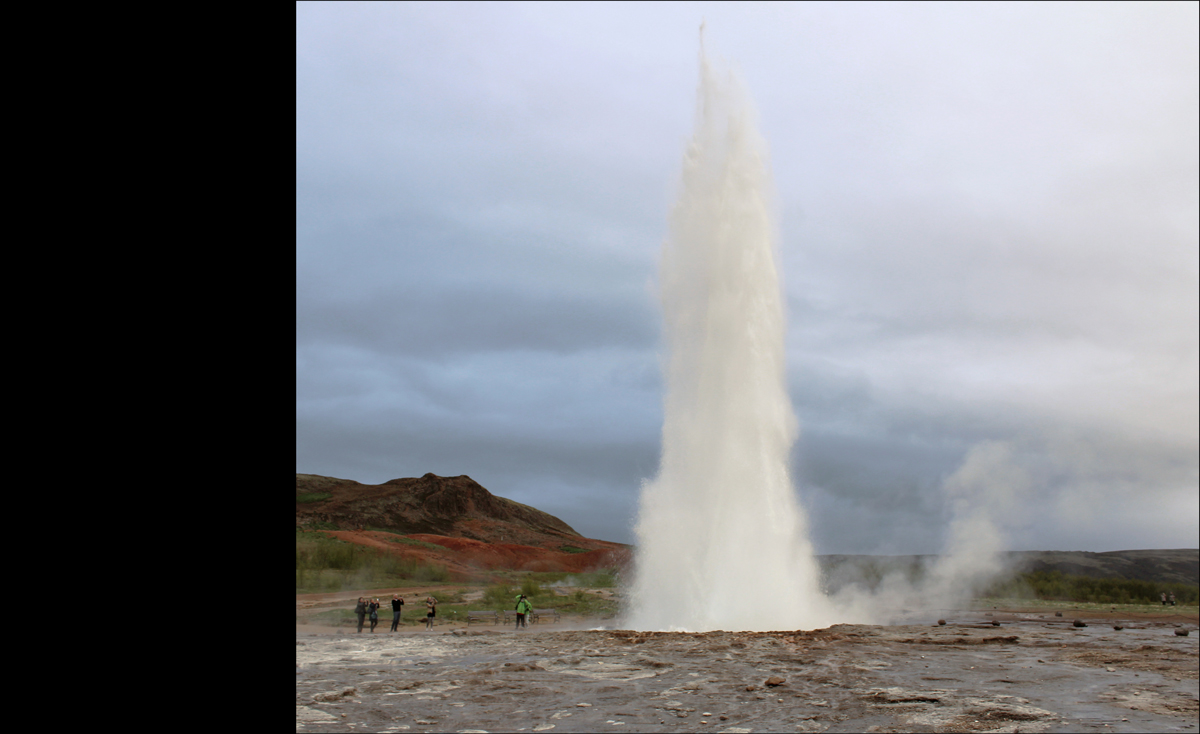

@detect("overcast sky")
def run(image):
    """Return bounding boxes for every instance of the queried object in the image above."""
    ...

[297,2,1198,555]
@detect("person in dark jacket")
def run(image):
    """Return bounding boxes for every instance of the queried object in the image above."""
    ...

[354,597,368,633]
[368,598,380,632]
[390,595,405,631]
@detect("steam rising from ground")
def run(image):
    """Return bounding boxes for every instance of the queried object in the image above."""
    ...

[627,40,836,631]
[626,38,1023,631]
[826,441,1025,623]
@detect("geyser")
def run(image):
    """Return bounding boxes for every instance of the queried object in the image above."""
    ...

[627,41,834,631]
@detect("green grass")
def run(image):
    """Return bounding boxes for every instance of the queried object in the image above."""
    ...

[296,492,333,504]
[296,530,450,592]
[473,575,620,618]
[297,567,623,620]
[493,570,619,588]
[981,570,1198,606]
[558,545,589,554]
[384,536,447,552]
[305,598,490,628]
[973,597,1198,613]
[295,569,451,592]
[298,520,339,531]
[529,591,620,618]
[483,583,517,606]
[353,527,449,552]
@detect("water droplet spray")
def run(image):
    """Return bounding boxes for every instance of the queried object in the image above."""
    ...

[627,31,834,631]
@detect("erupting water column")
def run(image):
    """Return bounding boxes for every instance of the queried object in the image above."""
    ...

[627,39,833,632]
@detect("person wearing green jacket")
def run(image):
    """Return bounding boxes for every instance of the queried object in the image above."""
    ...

[515,594,532,629]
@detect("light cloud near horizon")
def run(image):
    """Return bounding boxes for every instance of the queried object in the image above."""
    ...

[297,2,1198,554]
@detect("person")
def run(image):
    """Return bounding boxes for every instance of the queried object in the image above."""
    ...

[1161,592,1168,606]
[354,597,368,633]
[369,598,380,632]
[425,595,437,630]
[515,594,532,630]
[391,594,405,631]
[1169,592,1176,606]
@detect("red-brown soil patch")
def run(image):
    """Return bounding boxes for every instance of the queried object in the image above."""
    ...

[319,529,631,579]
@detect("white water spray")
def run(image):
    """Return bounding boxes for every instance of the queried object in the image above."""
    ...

[627,40,835,631]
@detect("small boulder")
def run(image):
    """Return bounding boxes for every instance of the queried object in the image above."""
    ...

[937,619,946,626]
[991,620,1000,626]
[1113,625,1124,631]
[1174,628,1189,636]
[312,687,357,702]
[764,677,786,687]
[1073,620,1087,628]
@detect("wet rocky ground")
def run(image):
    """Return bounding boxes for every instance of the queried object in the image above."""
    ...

[296,613,1198,733]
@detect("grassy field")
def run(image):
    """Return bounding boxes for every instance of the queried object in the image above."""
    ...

[972,597,1197,614]
[296,528,451,592]
[301,580,621,627]
[296,527,623,616]
[981,570,1197,605]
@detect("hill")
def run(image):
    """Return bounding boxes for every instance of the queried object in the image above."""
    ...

[1004,549,1198,586]
[817,549,1198,590]
[296,472,629,578]
[297,472,586,546]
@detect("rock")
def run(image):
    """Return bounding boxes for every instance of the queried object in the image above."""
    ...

[765,676,786,687]
[745,685,757,692]
[937,620,946,626]
[1054,612,1063,617]
[991,620,1000,626]
[1174,628,1189,636]
[296,706,339,723]
[1073,620,1087,628]
[312,687,357,702]
[1113,625,1123,631]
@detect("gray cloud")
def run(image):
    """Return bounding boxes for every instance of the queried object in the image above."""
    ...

[297,2,1198,551]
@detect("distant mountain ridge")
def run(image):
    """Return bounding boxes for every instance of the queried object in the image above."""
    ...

[818,549,1198,588]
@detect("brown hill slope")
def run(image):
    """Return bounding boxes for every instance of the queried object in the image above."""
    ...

[317,530,628,577]
[297,472,612,553]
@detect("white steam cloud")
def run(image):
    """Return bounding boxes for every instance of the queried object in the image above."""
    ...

[626,38,1053,631]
